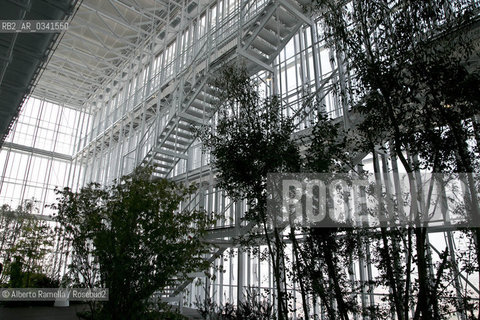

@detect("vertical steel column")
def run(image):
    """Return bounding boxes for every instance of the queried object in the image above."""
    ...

[236,200,244,303]
[68,104,86,190]
[20,98,45,203]
[334,48,350,129]
[311,19,323,108]
[81,103,93,185]
[39,102,63,213]
[355,163,371,318]
[96,97,106,183]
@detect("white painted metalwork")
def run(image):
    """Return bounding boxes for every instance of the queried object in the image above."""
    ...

[1,0,479,318]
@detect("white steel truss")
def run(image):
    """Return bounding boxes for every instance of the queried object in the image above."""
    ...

[8,0,479,318]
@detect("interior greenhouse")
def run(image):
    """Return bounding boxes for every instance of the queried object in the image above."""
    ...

[0,0,479,319]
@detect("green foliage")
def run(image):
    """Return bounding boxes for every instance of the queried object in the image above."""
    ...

[196,288,275,320]
[304,110,354,173]
[313,1,480,319]
[0,202,55,287]
[25,272,60,288]
[198,3,480,316]
[53,167,214,319]
[316,0,480,172]
[0,202,57,307]
[200,65,301,205]
[198,65,301,319]
[199,64,362,319]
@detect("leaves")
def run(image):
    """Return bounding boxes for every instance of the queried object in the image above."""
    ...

[312,0,480,318]
[53,167,214,319]
[316,0,480,173]
[198,64,302,319]
[0,201,55,287]
[199,64,301,205]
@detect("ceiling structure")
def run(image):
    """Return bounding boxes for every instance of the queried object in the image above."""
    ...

[32,0,200,109]
[0,0,76,147]
[4,0,478,149]
[0,0,202,147]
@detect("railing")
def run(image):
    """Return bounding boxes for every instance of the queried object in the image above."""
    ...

[118,0,279,176]
[84,0,275,149]
[80,0,480,164]
[125,39,212,175]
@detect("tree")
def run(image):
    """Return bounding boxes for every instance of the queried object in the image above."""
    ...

[11,212,54,287]
[198,64,302,319]
[200,66,361,319]
[297,111,359,320]
[314,0,480,318]
[0,201,55,287]
[52,184,103,318]
[53,167,214,319]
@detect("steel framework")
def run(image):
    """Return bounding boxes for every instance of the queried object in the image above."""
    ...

[1,0,480,318]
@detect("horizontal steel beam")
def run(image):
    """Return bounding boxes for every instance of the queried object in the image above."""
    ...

[3,142,73,161]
